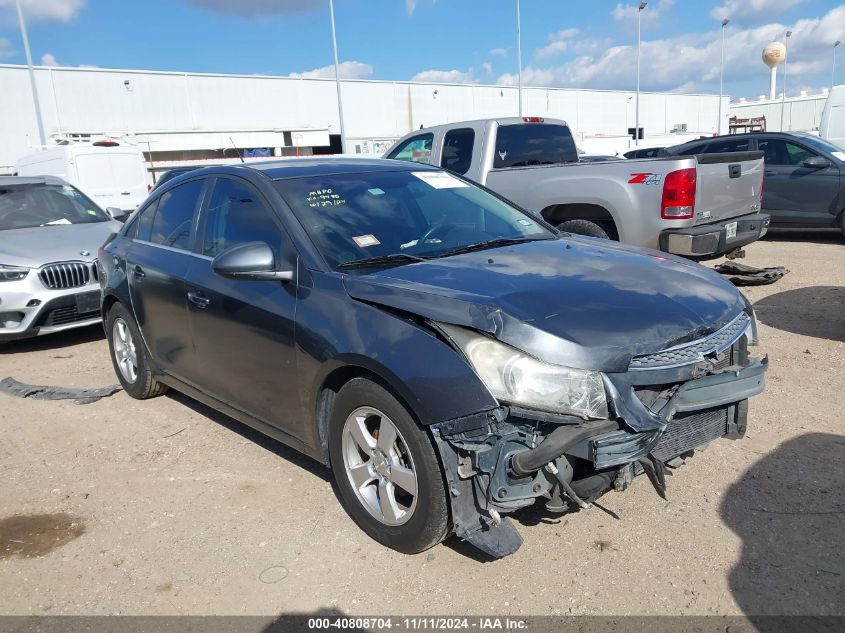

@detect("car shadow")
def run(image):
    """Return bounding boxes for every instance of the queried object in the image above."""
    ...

[165,390,332,483]
[721,433,845,617]
[753,286,845,342]
[0,323,104,355]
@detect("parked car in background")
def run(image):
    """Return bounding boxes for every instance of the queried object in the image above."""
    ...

[0,176,124,342]
[666,131,845,236]
[819,84,845,149]
[99,158,767,558]
[151,166,203,192]
[623,147,666,159]
[386,117,768,259]
[578,154,623,162]
[16,140,151,214]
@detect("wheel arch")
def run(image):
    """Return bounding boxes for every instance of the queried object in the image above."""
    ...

[541,203,620,240]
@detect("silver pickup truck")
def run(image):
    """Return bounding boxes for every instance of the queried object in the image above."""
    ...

[386,117,769,259]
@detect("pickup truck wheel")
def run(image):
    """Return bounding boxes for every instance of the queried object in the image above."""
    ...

[556,219,610,239]
[329,377,450,554]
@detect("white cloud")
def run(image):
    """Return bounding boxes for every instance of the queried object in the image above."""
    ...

[288,60,373,79]
[186,0,325,16]
[612,0,675,28]
[536,28,580,59]
[0,36,14,58]
[481,62,493,75]
[406,0,416,15]
[411,69,476,84]
[0,0,86,22]
[712,0,804,22]
[41,52,58,66]
[490,47,508,57]
[495,5,845,96]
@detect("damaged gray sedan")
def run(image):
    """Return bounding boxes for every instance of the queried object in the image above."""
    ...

[99,159,767,558]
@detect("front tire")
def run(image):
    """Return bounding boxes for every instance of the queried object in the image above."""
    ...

[105,303,168,400]
[329,377,449,554]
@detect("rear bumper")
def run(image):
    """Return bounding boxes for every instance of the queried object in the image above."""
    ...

[659,213,770,259]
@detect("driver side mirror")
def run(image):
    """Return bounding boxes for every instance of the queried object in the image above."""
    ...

[212,241,294,282]
[803,156,829,169]
[106,207,130,221]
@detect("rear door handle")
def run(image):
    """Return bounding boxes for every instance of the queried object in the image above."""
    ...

[187,290,210,309]
[132,265,145,280]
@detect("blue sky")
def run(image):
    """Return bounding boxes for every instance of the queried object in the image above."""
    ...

[0,0,843,99]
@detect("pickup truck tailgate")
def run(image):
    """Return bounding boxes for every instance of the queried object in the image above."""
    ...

[694,151,764,224]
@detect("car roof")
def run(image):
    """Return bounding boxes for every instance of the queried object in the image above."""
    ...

[225,157,440,180]
[0,175,69,187]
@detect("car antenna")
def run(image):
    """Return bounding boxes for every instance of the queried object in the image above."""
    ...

[229,137,245,163]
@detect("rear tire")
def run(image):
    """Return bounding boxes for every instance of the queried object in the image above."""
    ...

[105,303,168,400]
[329,377,449,554]
[556,219,610,239]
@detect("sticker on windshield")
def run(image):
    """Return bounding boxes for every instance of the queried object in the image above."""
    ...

[832,151,845,161]
[412,171,469,189]
[368,188,385,196]
[86,209,98,216]
[353,234,380,247]
[306,188,345,208]
[517,218,534,227]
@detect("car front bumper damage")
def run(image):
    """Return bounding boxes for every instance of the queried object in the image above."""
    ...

[430,350,767,559]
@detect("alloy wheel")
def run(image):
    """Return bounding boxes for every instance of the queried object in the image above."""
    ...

[112,317,138,384]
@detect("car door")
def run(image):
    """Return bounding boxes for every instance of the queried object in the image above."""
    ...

[757,137,841,225]
[127,177,207,383]
[184,175,300,433]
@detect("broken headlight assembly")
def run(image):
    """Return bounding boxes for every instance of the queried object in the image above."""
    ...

[437,323,609,419]
[0,265,29,282]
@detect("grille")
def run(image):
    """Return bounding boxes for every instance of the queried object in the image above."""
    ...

[39,262,93,289]
[39,305,99,327]
[652,406,729,462]
[630,312,750,370]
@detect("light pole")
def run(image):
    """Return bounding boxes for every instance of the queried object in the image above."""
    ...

[635,2,647,146]
[328,0,346,153]
[780,29,791,131]
[833,40,841,88]
[516,0,523,117]
[15,0,46,148]
[718,18,729,135]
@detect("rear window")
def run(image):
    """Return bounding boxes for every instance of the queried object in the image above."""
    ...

[493,124,578,168]
[76,153,145,190]
[704,139,750,153]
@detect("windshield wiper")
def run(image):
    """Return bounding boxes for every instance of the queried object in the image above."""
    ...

[337,253,429,270]
[438,236,550,258]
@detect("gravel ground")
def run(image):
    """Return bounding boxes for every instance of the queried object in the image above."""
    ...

[1,230,843,617]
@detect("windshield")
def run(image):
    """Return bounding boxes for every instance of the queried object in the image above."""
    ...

[0,183,110,230]
[797,134,845,158]
[276,169,555,269]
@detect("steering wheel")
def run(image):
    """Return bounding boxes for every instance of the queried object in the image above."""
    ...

[418,224,458,246]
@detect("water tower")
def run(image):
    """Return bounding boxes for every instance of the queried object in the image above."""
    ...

[763,42,787,99]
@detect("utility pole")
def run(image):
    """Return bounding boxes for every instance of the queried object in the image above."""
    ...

[15,0,47,148]
[718,18,729,135]
[516,0,523,117]
[780,29,792,132]
[635,2,647,146]
[834,40,841,88]
[329,0,346,153]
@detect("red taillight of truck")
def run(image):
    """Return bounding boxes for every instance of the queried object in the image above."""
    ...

[661,168,696,219]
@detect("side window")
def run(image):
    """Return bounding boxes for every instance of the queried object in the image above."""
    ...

[386,134,434,164]
[136,197,159,242]
[149,179,204,250]
[493,124,578,168]
[440,128,475,175]
[704,139,750,153]
[757,139,814,166]
[202,178,283,258]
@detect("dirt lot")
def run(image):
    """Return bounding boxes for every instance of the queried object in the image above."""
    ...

[1,231,843,617]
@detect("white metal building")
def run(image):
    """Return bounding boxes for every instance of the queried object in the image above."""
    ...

[0,63,731,173]
[727,90,829,133]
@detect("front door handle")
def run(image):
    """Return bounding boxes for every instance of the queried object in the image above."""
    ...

[133,265,145,280]
[187,290,210,309]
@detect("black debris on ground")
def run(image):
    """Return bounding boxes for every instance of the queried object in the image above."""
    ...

[0,377,121,405]
[715,261,789,286]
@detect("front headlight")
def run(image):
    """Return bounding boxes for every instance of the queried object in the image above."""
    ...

[438,323,609,419]
[0,265,29,282]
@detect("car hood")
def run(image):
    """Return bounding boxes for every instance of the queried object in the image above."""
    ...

[342,237,746,372]
[0,222,121,268]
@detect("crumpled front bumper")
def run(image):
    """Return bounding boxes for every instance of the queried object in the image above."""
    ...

[567,356,767,469]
